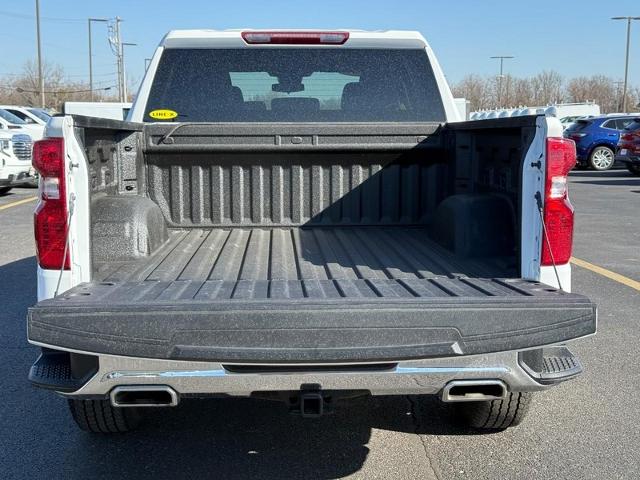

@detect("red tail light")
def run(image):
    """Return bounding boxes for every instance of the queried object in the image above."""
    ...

[241,31,349,45]
[32,138,70,270]
[621,131,640,142]
[541,138,575,266]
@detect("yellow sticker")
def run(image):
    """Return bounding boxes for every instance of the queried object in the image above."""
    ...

[149,109,178,120]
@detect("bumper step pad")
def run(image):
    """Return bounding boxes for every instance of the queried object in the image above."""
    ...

[28,351,96,393]
[519,346,583,385]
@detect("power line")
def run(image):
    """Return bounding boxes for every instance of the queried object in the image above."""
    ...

[0,85,114,94]
[0,9,84,23]
[0,72,117,80]
[61,72,118,79]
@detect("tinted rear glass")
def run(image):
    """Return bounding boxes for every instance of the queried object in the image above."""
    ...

[0,109,26,124]
[144,48,445,123]
[565,120,591,132]
[624,120,640,131]
[28,108,51,122]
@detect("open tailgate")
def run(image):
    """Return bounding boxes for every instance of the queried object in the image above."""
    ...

[28,277,596,363]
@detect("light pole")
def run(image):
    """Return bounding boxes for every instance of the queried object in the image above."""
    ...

[88,18,109,102]
[490,55,514,108]
[35,0,44,107]
[613,81,624,111]
[611,16,640,112]
[121,42,137,102]
[144,58,152,71]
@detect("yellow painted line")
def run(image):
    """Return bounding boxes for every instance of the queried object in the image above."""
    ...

[571,257,640,292]
[0,196,37,211]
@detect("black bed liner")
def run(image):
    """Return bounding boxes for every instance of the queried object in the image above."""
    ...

[95,226,515,284]
[28,227,596,363]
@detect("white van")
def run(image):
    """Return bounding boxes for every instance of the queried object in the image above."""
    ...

[63,102,132,121]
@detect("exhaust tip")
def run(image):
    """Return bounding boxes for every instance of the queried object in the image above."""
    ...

[441,380,507,402]
[110,385,179,408]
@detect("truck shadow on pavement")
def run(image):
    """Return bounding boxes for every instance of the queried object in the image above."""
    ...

[67,396,485,479]
[2,256,490,480]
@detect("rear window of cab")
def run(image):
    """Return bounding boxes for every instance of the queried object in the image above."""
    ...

[144,48,446,123]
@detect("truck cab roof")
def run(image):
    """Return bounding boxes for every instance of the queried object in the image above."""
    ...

[161,29,430,49]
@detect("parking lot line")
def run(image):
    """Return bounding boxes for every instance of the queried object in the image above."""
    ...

[571,257,640,292]
[0,196,38,211]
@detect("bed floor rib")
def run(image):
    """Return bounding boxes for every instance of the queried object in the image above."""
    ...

[93,226,520,302]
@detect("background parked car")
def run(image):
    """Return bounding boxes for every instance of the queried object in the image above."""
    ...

[564,115,637,170]
[0,108,44,140]
[0,132,33,195]
[0,105,51,126]
[616,118,640,176]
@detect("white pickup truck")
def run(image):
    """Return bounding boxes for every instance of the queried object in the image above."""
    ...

[27,30,596,433]
[0,132,33,194]
[0,108,44,141]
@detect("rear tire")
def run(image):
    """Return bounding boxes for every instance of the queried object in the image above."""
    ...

[627,164,640,176]
[0,187,12,195]
[68,399,142,433]
[588,146,615,170]
[455,391,533,430]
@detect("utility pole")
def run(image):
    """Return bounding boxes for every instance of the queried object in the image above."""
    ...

[121,42,137,102]
[115,17,124,102]
[611,16,640,113]
[88,18,109,101]
[108,17,125,101]
[35,0,45,107]
[490,55,514,108]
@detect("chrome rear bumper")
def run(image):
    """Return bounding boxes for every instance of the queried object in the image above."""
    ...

[30,344,563,398]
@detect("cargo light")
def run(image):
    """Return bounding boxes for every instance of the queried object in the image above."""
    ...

[32,137,70,270]
[541,137,576,266]
[241,31,349,45]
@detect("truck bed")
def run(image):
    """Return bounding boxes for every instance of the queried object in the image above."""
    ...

[29,226,596,363]
[94,226,515,291]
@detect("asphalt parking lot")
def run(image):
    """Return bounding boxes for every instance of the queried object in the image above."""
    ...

[0,169,638,480]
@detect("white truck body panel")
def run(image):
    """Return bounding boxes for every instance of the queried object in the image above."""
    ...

[37,117,92,301]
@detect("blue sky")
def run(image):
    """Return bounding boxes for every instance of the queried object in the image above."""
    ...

[1,0,639,90]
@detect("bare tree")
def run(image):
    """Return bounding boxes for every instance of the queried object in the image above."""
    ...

[566,75,618,112]
[530,71,564,106]
[631,86,640,111]
[454,71,639,114]
[512,78,534,107]
[451,74,492,111]
[0,61,117,111]
[496,75,534,108]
